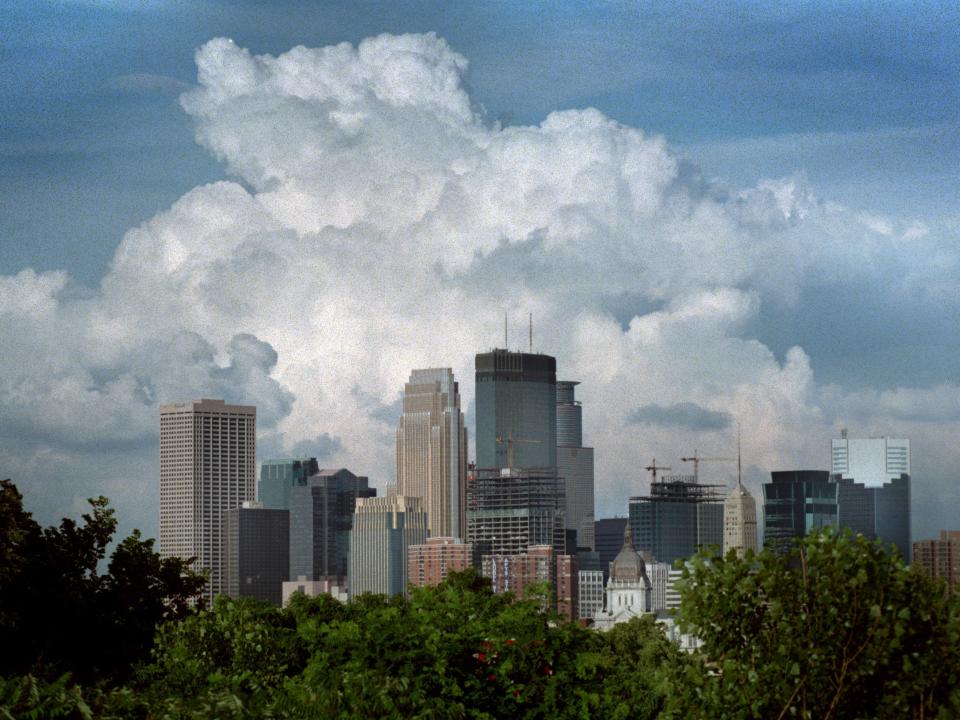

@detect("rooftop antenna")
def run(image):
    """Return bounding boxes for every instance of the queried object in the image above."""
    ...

[504,311,508,349]
[529,312,533,352]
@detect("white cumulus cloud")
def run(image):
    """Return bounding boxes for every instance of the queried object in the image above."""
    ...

[2,33,958,541]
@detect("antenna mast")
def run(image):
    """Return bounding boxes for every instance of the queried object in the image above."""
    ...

[529,312,533,352]
[504,311,508,348]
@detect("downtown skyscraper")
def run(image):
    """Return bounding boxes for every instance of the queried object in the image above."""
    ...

[831,433,911,560]
[475,349,557,470]
[469,349,565,559]
[159,398,256,602]
[396,368,467,538]
[557,380,595,550]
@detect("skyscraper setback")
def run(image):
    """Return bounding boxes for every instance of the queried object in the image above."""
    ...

[396,368,468,538]
[159,398,256,602]
[557,380,595,550]
[831,433,911,560]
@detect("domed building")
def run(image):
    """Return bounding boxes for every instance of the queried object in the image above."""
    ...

[593,525,653,630]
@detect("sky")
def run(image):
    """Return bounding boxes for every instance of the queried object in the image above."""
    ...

[2,0,959,544]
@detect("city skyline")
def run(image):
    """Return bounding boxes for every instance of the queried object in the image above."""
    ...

[3,5,959,547]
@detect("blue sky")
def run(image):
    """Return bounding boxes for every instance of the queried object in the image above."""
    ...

[5,1,958,285]
[2,1,959,539]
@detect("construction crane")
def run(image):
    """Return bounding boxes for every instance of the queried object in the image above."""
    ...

[644,458,671,483]
[680,449,736,484]
[495,432,540,470]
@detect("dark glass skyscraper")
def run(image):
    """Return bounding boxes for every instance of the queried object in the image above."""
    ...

[763,470,838,552]
[835,474,911,560]
[288,468,375,583]
[224,504,289,606]
[475,350,557,470]
[628,475,724,565]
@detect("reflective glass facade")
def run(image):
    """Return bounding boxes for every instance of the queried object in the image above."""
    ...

[763,470,838,553]
[836,474,911,561]
[289,468,375,583]
[475,350,556,469]
[258,457,320,510]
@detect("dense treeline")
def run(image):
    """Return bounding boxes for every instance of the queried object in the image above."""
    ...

[1,478,959,719]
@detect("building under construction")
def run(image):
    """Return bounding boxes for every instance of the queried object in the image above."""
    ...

[628,473,725,564]
[466,467,566,558]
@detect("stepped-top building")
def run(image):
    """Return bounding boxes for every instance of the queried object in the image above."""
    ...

[396,368,468,538]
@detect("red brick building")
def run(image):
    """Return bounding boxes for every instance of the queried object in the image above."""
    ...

[913,530,960,595]
[407,536,473,588]
[481,545,578,621]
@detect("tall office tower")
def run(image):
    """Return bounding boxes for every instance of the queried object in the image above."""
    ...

[289,468,375,585]
[475,349,557,470]
[258,457,319,509]
[762,470,837,553]
[408,537,474,588]
[628,473,724,565]
[159,398,256,602]
[831,434,911,561]
[913,531,960,596]
[396,368,468,538]
[224,502,289,606]
[723,449,758,558]
[349,495,428,597]
[466,467,566,557]
[556,381,595,550]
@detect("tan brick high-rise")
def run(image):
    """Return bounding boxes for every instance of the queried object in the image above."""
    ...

[160,398,256,603]
[396,369,467,538]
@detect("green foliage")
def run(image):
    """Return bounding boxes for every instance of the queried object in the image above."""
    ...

[670,528,960,719]
[140,595,302,698]
[7,480,958,719]
[0,479,205,684]
[592,616,689,720]
[127,568,681,719]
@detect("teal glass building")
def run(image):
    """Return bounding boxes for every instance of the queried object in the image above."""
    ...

[475,349,557,470]
[258,457,319,509]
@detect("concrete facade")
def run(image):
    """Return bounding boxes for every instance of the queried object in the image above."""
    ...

[159,398,256,603]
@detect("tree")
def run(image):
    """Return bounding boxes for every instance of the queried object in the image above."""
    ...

[669,528,960,719]
[592,615,689,720]
[0,480,205,684]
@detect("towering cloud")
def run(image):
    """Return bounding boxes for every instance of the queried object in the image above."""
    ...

[1,33,957,538]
